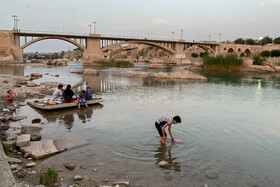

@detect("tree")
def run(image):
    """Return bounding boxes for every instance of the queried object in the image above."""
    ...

[253,55,266,65]
[245,39,256,45]
[260,50,271,57]
[274,37,280,44]
[271,50,280,57]
[260,36,273,46]
[234,38,245,44]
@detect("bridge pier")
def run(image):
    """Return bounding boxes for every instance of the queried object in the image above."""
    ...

[0,30,23,64]
[82,35,103,64]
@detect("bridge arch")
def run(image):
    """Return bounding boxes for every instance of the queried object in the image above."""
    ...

[186,44,216,55]
[20,36,86,51]
[101,40,176,54]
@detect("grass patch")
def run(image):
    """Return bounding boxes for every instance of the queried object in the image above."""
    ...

[2,144,10,155]
[40,168,58,186]
[93,59,134,68]
[253,55,266,65]
[203,54,243,71]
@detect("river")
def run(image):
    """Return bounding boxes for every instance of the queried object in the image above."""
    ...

[2,63,280,186]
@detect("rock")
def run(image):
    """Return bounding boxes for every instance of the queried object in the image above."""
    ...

[30,73,43,78]
[147,63,172,69]
[26,162,36,167]
[7,156,22,164]
[203,184,208,187]
[26,82,37,87]
[274,66,280,72]
[24,153,29,158]
[6,105,16,111]
[83,69,99,75]
[105,179,109,182]
[40,81,63,87]
[31,118,41,123]
[206,171,218,179]
[3,80,9,83]
[3,108,10,112]
[34,185,45,187]
[1,140,16,148]
[10,164,18,171]
[16,172,25,179]
[11,116,26,121]
[158,161,168,167]
[243,65,275,73]
[18,81,28,85]
[119,71,149,77]
[20,138,88,160]
[16,134,31,147]
[93,168,97,172]
[112,181,130,187]
[63,163,75,170]
[73,175,82,180]
[193,62,203,67]
[0,124,10,131]
[52,74,59,77]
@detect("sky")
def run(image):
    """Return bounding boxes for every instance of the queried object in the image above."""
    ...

[1,0,280,52]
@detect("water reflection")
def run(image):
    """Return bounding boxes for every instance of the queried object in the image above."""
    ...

[154,144,181,172]
[32,104,103,129]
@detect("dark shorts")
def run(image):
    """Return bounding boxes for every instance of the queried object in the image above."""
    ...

[155,122,167,137]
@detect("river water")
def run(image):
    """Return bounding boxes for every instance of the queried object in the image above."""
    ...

[2,64,280,186]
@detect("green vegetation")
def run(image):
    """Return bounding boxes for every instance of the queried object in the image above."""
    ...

[240,52,245,58]
[274,37,280,44]
[191,53,198,58]
[94,59,134,68]
[2,144,10,155]
[199,52,208,57]
[271,50,280,57]
[260,50,271,57]
[234,38,245,44]
[203,54,243,71]
[245,39,256,45]
[260,36,273,46]
[40,168,58,186]
[253,55,266,65]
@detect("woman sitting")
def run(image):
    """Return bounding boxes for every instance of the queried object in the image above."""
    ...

[63,85,75,103]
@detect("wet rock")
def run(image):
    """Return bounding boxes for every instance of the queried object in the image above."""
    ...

[53,74,60,77]
[83,69,99,75]
[112,181,130,187]
[7,156,22,164]
[158,161,168,167]
[26,162,36,167]
[63,163,75,170]
[6,105,16,111]
[243,65,275,73]
[16,172,25,179]
[73,175,82,180]
[30,73,43,78]
[10,164,18,171]
[16,134,31,147]
[206,171,218,179]
[32,118,41,123]
[119,71,149,77]
[21,125,42,141]
[11,116,26,121]
[80,165,87,169]
[18,81,28,85]
[26,82,37,87]
[0,124,10,131]
[24,153,29,158]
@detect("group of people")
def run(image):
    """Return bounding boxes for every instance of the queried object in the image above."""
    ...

[52,84,94,109]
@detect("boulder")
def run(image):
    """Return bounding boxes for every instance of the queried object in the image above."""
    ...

[30,73,43,78]
[26,82,37,87]
[21,125,42,141]
[274,66,280,73]
[243,65,275,73]
[6,156,22,164]
[25,162,36,168]
[83,69,99,75]
[73,175,82,181]
[20,138,88,160]
[0,124,10,131]
[6,105,16,111]
[1,140,16,148]
[16,134,31,147]
[158,161,168,167]
[11,116,26,121]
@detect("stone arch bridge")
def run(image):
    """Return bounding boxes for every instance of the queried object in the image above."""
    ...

[0,30,257,63]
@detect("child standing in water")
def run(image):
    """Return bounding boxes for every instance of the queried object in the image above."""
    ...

[155,116,181,144]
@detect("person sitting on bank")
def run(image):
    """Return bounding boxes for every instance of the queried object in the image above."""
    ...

[85,85,94,100]
[53,84,64,104]
[77,90,88,109]
[63,84,75,103]
[6,90,13,103]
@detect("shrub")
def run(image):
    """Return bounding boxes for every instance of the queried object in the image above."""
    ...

[2,144,10,155]
[245,39,256,45]
[40,168,58,186]
[191,53,198,58]
[203,54,243,69]
[94,59,134,68]
[240,52,245,57]
[234,38,245,44]
[260,36,273,46]
[253,55,266,65]
[274,37,280,44]
[260,50,271,57]
[271,50,280,57]
[200,52,208,57]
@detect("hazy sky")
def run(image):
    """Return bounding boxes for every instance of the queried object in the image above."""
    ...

[1,0,280,52]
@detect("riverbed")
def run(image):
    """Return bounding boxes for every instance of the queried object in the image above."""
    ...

[2,63,280,186]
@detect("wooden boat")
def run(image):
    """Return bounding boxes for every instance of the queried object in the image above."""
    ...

[27,98,103,111]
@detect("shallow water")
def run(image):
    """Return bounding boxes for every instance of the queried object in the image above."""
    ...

[3,64,280,186]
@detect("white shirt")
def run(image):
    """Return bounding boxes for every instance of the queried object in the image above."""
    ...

[53,89,63,99]
[156,116,173,126]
